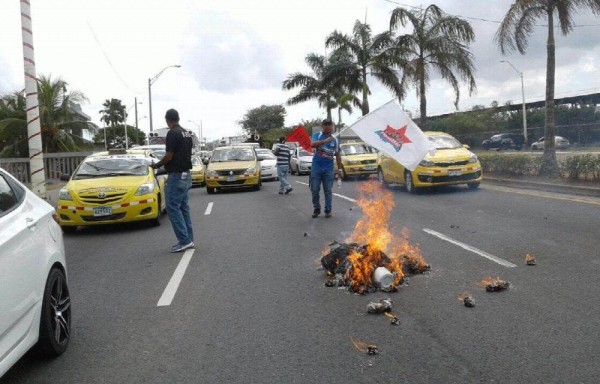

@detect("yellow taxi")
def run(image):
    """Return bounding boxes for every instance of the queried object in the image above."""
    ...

[377,131,482,193]
[56,149,166,231]
[339,141,378,179]
[190,155,205,187]
[204,146,261,194]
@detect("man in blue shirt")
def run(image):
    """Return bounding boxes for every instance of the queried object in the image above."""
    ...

[310,118,343,218]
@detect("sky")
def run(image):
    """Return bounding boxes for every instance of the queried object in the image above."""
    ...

[1,0,600,142]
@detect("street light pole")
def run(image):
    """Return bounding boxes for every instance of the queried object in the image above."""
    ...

[501,60,528,145]
[188,120,203,149]
[148,64,181,132]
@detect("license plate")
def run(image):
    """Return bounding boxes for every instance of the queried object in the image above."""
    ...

[227,176,237,182]
[93,207,112,217]
[364,165,376,171]
[448,170,462,176]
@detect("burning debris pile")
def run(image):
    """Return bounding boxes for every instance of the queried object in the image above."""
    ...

[477,276,510,292]
[525,253,536,266]
[320,182,430,294]
[351,337,379,355]
[458,292,475,307]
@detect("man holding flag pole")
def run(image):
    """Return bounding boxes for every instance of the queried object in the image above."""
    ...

[310,118,343,218]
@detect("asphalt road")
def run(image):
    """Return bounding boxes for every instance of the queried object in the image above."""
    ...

[3,176,600,383]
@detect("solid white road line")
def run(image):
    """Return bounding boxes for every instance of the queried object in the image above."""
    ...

[423,228,517,268]
[483,184,600,206]
[204,202,213,215]
[295,181,357,202]
[157,249,194,307]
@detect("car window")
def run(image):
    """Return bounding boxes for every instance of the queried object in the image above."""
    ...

[428,135,462,149]
[211,149,255,162]
[341,144,369,155]
[0,175,19,216]
[192,157,202,166]
[491,135,502,141]
[73,158,150,179]
[256,150,276,159]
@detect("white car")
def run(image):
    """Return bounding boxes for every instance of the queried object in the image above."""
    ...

[531,136,570,150]
[130,144,166,159]
[290,148,313,175]
[0,168,71,378]
[256,149,278,181]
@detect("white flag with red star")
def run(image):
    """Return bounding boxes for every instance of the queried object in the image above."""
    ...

[347,100,435,171]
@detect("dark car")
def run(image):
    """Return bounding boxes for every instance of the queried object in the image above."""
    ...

[482,133,524,150]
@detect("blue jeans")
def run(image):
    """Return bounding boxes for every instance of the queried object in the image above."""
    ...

[310,166,334,211]
[165,172,193,245]
[277,165,291,192]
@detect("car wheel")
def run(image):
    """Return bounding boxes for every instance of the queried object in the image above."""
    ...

[404,171,417,194]
[253,181,261,191]
[37,268,71,356]
[341,166,348,181]
[61,226,77,234]
[207,187,216,194]
[467,182,480,191]
[377,168,388,188]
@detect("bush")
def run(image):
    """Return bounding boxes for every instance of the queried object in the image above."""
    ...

[562,154,600,181]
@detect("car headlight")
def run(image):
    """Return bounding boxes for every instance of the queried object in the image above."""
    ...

[345,160,359,165]
[136,182,155,196]
[245,167,257,175]
[419,159,435,167]
[58,189,73,201]
[468,154,478,163]
[207,170,218,177]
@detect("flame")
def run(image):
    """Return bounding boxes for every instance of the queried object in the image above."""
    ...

[476,276,503,288]
[383,312,396,319]
[525,253,535,263]
[350,337,368,352]
[458,292,472,301]
[344,181,426,291]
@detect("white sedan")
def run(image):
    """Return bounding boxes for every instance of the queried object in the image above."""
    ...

[256,149,278,181]
[531,136,570,150]
[290,148,313,175]
[0,168,71,378]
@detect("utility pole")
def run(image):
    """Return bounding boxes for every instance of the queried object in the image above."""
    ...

[20,0,45,197]
[501,60,528,145]
[148,65,181,132]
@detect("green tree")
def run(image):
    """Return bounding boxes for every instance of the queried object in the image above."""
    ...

[495,0,600,176]
[282,53,341,120]
[99,98,126,127]
[0,75,96,156]
[237,105,286,135]
[389,4,476,130]
[326,20,402,115]
[94,124,146,149]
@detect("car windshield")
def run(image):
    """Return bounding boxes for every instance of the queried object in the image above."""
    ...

[73,158,149,179]
[152,150,166,158]
[192,157,202,166]
[298,150,312,157]
[341,144,369,155]
[256,150,276,159]
[211,148,255,162]
[428,135,462,149]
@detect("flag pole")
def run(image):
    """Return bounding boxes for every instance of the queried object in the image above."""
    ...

[333,99,398,138]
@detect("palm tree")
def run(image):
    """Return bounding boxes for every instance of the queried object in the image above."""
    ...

[99,98,126,127]
[0,75,96,156]
[495,0,600,176]
[282,53,339,120]
[389,4,476,131]
[326,20,402,115]
[334,93,360,127]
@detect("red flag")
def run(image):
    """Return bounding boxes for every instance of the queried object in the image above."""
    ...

[286,126,312,152]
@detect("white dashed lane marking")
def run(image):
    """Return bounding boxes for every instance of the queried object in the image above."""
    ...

[423,228,517,268]
[157,249,194,307]
[204,202,213,215]
[295,181,357,202]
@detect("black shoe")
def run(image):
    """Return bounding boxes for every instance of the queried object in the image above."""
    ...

[285,188,293,194]
[312,209,321,218]
[325,210,332,218]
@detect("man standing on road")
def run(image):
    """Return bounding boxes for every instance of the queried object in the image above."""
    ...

[310,118,343,218]
[151,109,194,252]
[274,137,293,195]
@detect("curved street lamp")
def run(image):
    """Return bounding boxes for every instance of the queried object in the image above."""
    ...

[500,60,528,144]
[148,64,181,132]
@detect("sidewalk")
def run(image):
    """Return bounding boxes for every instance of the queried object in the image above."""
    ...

[483,173,600,198]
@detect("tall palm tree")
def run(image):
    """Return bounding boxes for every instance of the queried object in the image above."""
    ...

[389,4,476,131]
[0,75,96,156]
[495,0,600,176]
[334,93,360,127]
[99,98,126,127]
[282,53,340,120]
[326,20,402,116]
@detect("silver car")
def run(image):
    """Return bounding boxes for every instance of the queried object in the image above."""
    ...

[531,136,570,150]
[256,149,278,181]
[290,148,313,175]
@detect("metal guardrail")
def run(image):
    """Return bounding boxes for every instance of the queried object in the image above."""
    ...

[0,152,91,183]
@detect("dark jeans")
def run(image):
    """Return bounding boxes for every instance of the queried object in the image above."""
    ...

[165,172,193,245]
[310,166,334,211]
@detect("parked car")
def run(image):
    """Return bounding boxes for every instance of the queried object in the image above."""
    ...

[530,136,570,150]
[204,146,261,194]
[482,133,524,150]
[378,131,482,193]
[191,156,205,187]
[290,148,313,175]
[256,149,278,181]
[339,142,378,179]
[56,149,167,231]
[0,168,71,378]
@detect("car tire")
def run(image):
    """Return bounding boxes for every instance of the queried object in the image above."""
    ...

[37,268,71,357]
[467,182,480,191]
[341,166,348,181]
[61,226,77,234]
[404,171,417,194]
[207,187,216,194]
[253,181,261,191]
[377,168,388,188]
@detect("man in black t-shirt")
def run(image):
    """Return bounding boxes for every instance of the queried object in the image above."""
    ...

[151,109,194,252]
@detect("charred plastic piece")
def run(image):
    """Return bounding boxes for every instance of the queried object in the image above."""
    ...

[367,345,379,355]
[485,280,510,292]
[367,298,393,314]
[463,296,475,307]
[320,242,359,274]
[525,254,536,266]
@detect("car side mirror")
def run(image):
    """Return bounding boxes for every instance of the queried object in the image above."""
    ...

[463,144,470,150]
[60,173,71,181]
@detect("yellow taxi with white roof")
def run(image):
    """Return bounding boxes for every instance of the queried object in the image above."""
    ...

[204,146,261,194]
[339,141,378,179]
[56,149,166,231]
